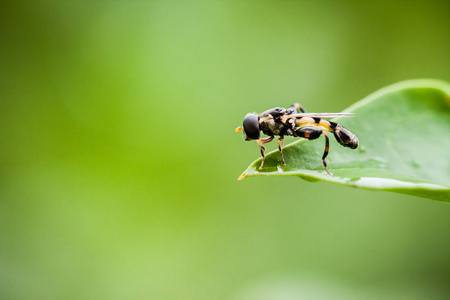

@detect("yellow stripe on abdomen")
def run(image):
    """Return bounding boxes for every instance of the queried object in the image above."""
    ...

[294,118,333,132]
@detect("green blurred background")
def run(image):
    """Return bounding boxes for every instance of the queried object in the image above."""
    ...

[1,1,450,299]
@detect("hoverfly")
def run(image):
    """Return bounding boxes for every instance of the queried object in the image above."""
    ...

[236,103,358,175]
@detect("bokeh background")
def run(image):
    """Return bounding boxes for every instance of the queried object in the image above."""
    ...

[1,1,450,299]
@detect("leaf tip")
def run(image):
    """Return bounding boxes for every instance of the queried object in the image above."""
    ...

[237,172,246,180]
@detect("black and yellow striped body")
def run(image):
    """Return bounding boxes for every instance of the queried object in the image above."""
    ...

[292,116,359,149]
[237,103,358,174]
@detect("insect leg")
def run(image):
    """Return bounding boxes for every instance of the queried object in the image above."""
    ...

[257,136,274,169]
[290,103,306,113]
[277,136,286,166]
[321,131,331,175]
[294,127,331,175]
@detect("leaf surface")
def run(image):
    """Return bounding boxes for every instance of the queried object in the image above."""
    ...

[238,79,450,202]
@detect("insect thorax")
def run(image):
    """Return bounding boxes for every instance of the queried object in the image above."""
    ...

[259,107,295,137]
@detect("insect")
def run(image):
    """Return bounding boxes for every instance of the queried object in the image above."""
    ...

[236,103,358,175]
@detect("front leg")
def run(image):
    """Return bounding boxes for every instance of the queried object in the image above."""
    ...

[257,136,274,169]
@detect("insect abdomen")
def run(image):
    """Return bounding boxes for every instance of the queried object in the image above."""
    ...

[330,122,359,149]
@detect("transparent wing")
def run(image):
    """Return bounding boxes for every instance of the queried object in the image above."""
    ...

[281,113,354,120]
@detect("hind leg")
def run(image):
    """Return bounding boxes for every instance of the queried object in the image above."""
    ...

[320,132,331,175]
[294,127,331,175]
[290,103,306,113]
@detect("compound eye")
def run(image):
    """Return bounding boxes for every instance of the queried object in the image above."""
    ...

[242,113,260,140]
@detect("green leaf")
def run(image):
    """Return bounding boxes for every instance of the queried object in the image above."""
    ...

[238,79,450,202]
